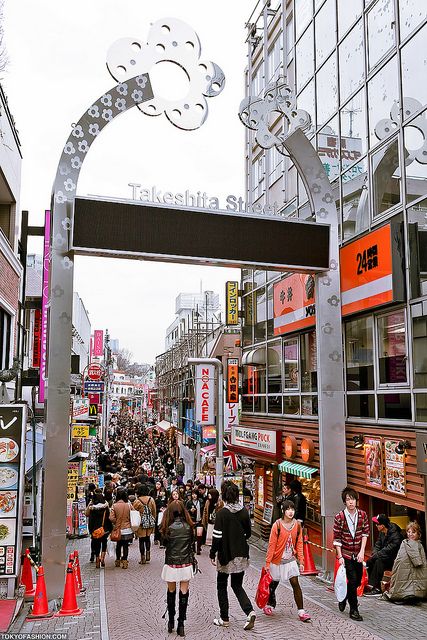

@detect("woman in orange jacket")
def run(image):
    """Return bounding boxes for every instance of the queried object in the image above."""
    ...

[264,500,311,622]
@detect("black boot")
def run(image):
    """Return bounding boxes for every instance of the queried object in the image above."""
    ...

[268,580,279,608]
[167,590,176,633]
[177,591,189,636]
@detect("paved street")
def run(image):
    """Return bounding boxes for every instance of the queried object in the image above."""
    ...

[9,536,427,640]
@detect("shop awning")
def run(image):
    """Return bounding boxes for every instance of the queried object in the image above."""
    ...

[146,420,174,433]
[278,461,318,479]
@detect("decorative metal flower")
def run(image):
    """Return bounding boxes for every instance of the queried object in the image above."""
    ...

[106,18,225,131]
[238,76,311,153]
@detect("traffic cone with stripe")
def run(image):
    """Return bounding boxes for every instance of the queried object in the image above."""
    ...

[74,550,85,593]
[300,532,319,576]
[69,552,79,595]
[27,566,54,619]
[20,550,36,598]
[55,563,83,617]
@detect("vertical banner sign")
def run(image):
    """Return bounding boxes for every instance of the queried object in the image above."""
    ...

[0,405,26,577]
[93,330,104,358]
[226,358,239,404]
[39,210,51,402]
[226,281,239,325]
[32,309,42,368]
[195,364,215,425]
[224,400,238,434]
[364,437,383,489]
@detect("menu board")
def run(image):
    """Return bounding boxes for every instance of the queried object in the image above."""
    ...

[0,405,26,576]
[262,501,274,524]
[384,440,406,496]
[364,437,383,489]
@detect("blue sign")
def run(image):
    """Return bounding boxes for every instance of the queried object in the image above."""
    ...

[84,381,105,392]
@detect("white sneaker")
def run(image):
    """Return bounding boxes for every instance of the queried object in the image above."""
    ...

[243,611,256,631]
[213,618,230,627]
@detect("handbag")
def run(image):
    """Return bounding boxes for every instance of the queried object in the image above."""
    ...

[192,553,201,575]
[92,510,106,539]
[110,527,121,542]
[255,567,273,609]
[130,508,141,532]
[206,522,214,546]
[334,563,348,602]
[140,498,156,528]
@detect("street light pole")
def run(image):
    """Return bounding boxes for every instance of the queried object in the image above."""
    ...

[188,357,224,491]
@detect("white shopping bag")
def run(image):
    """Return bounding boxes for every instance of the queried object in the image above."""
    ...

[334,564,348,602]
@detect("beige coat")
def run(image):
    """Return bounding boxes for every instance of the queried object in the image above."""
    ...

[133,495,156,537]
[110,500,132,532]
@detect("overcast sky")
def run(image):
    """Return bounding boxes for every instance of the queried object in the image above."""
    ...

[4,0,251,363]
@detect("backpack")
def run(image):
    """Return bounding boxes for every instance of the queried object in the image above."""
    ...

[140,498,156,529]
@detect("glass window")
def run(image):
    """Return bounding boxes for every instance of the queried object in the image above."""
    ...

[316,53,338,126]
[253,395,266,413]
[251,64,264,97]
[242,292,253,347]
[267,37,282,84]
[345,316,374,390]
[301,395,318,416]
[295,0,313,39]
[254,270,266,287]
[242,269,253,292]
[317,117,339,181]
[267,342,282,393]
[267,395,282,414]
[338,0,363,38]
[341,157,369,240]
[0,308,11,370]
[284,395,300,415]
[339,20,364,103]
[378,310,408,384]
[297,79,316,133]
[399,0,427,42]
[254,287,266,343]
[296,24,314,92]
[284,338,299,389]
[413,316,427,388]
[287,165,298,202]
[243,365,265,395]
[340,90,368,165]
[371,137,401,216]
[347,394,376,418]
[408,199,427,297]
[405,114,427,203]
[377,393,411,419]
[267,285,275,339]
[286,17,294,57]
[401,25,427,114]
[368,56,399,148]
[415,393,427,421]
[367,0,396,70]
[298,172,309,205]
[315,0,336,68]
[301,331,317,392]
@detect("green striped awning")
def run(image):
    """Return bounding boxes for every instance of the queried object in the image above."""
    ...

[278,461,318,479]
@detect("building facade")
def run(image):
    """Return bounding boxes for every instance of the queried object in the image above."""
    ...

[236,0,427,556]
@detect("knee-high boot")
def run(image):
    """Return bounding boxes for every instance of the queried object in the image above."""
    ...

[268,580,280,609]
[177,591,189,637]
[166,590,176,633]
[196,535,202,554]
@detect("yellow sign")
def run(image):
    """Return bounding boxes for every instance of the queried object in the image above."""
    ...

[72,424,89,438]
[226,281,239,325]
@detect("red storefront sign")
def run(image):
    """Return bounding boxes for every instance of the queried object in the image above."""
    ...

[32,309,42,368]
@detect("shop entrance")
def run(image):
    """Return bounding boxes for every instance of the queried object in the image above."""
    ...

[43,17,345,596]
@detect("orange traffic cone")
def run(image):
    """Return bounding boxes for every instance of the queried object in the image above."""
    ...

[300,533,319,576]
[357,564,369,597]
[20,550,36,598]
[55,563,83,617]
[74,550,85,593]
[27,566,54,619]
[69,553,79,595]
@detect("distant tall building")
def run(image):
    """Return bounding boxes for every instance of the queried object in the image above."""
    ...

[165,290,220,350]
[110,338,120,353]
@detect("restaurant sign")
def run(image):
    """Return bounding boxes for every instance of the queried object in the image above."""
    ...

[273,273,316,335]
[195,364,215,426]
[231,425,279,458]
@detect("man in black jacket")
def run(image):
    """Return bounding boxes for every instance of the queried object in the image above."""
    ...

[210,481,256,631]
[365,514,403,595]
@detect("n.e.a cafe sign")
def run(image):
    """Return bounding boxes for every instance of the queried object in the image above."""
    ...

[195,364,215,425]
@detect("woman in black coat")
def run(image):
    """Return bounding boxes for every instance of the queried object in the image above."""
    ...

[86,491,113,568]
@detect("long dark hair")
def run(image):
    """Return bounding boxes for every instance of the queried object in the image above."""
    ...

[160,500,194,539]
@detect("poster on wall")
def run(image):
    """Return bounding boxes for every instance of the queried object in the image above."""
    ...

[257,474,264,508]
[364,437,383,489]
[384,440,406,496]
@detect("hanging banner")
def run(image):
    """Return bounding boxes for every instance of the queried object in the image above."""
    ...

[93,330,104,357]
[225,281,239,325]
[226,358,239,404]
[195,364,215,426]
[32,309,42,369]
[364,437,383,489]
[224,400,238,434]
[384,439,406,496]
[39,210,51,402]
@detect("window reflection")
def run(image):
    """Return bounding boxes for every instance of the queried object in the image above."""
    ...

[345,316,374,390]
[341,157,368,240]
[399,0,427,42]
[338,0,363,38]
[284,339,299,390]
[301,331,317,392]
[339,20,364,103]
[347,394,375,418]
[284,395,300,415]
[368,56,399,147]
[297,80,316,133]
[316,53,337,125]
[301,395,318,416]
[340,91,367,160]
[367,0,396,70]
[372,137,401,216]
[405,115,427,203]
[315,0,335,68]
[377,310,408,385]
[296,24,314,91]
[267,342,282,393]
[377,394,411,419]
[267,285,274,339]
[317,118,340,182]
[413,316,427,388]
[401,26,427,114]
[295,0,313,39]
[254,287,266,343]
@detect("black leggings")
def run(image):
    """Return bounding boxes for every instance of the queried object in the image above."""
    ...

[139,536,151,554]
[217,571,253,622]
[116,540,130,561]
[91,534,108,557]
[268,576,303,610]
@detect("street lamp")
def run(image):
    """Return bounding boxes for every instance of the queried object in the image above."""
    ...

[188,357,224,491]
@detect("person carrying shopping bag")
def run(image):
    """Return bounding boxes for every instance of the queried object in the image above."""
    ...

[264,499,311,622]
